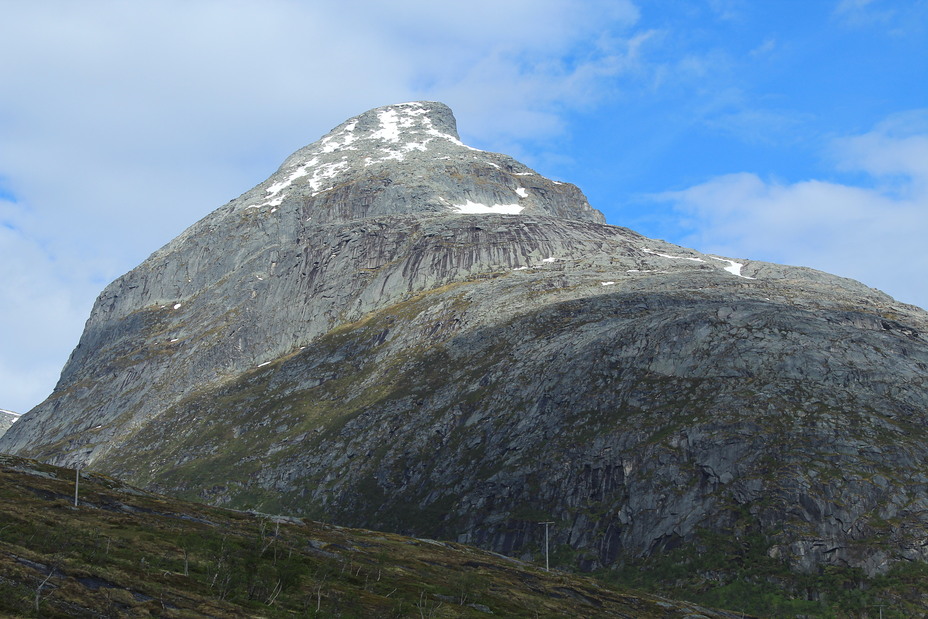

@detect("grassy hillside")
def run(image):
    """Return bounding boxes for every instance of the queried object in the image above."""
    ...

[0,453,745,618]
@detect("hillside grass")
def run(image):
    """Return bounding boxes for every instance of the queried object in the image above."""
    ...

[597,527,928,618]
[0,454,744,618]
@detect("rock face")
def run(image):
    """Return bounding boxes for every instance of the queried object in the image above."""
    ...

[0,410,18,438]
[3,101,928,578]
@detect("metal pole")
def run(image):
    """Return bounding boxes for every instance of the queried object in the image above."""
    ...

[539,521,554,572]
[74,464,80,507]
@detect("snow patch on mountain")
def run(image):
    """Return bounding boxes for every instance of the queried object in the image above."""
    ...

[372,108,403,142]
[0,409,20,437]
[320,121,359,153]
[711,257,755,279]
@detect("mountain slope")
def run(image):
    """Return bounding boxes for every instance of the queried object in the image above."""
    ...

[1,453,753,618]
[2,102,927,588]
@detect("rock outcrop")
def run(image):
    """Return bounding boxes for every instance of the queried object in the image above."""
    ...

[0,409,18,438]
[3,102,927,578]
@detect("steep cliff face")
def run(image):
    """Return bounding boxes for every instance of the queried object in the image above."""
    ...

[0,101,601,463]
[3,102,927,579]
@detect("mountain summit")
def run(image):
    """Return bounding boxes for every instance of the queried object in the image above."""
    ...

[241,101,603,223]
[3,102,927,586]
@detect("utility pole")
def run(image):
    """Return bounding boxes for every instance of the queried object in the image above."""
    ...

[74,464,80,507]
[539,521,554,572]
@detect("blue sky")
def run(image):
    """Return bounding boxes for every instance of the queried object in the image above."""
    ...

[1,0,926,413]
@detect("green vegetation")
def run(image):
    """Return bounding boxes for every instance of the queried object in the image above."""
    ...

[0,454,742,618]
[37,288,928,618]
[597,527,928,618]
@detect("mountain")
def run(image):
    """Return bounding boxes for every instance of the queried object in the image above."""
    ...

[0,408,20,437]
[1,453,752,618]
[3,102,927,602]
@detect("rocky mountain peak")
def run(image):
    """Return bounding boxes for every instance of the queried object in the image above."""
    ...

[316,100,462,152]
[278,101,463,172]
[237,101,605,224]
[3,101,928,591]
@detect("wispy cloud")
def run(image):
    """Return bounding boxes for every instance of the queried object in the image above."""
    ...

[0,203,94,412]
[749,37,776,57]
[831,110,928,194]
[654,110,928,309]
[833,0,928,36]
[703,107,812,146]
[835,0,878,12]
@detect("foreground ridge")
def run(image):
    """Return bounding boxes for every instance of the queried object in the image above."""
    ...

[0,454,750,618]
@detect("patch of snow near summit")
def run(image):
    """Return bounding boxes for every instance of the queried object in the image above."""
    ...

[710,256,756,279]
[453,201,524,215]
[267,167,309,195]
[321,121,359,153]
[247,102,492,207]
[246,156,320,208]
[308,160,349,193]
[395,102,482,151]
[516,188,528,198]
[372,109,402,142]
[426,127,479,151]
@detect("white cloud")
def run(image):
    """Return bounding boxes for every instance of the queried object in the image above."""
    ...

[0,0,642,412]
[0,211,95,414]
[832,110,928,194]
[655,110,928,309]
[835,0,878,12]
